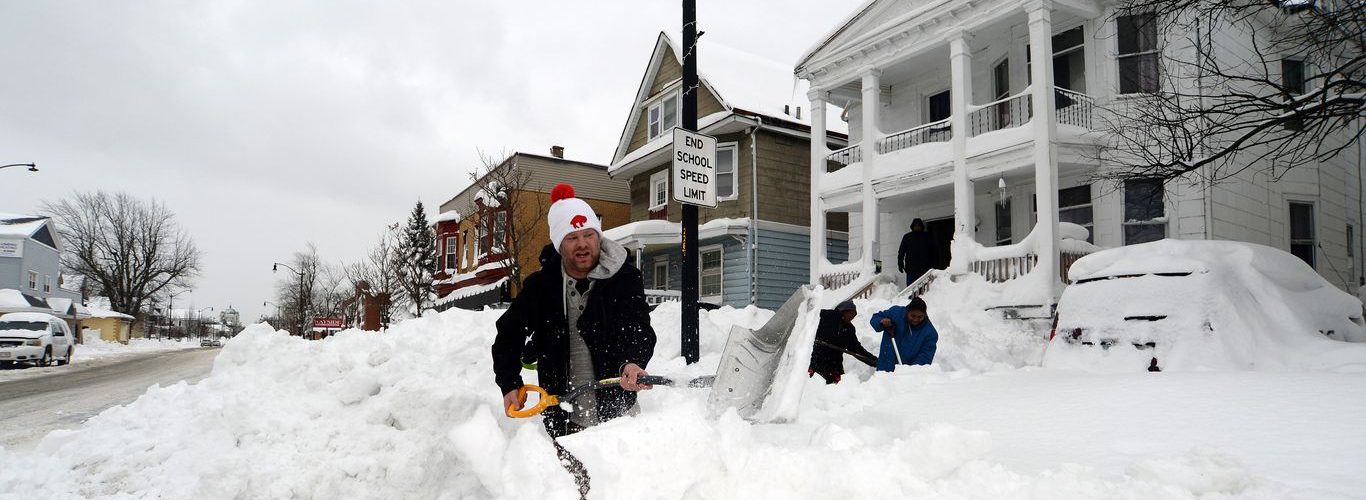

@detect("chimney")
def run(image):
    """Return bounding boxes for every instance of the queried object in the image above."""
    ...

[550,145,565,158]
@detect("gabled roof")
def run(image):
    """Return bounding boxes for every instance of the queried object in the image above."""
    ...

[795,0,956,80]
[611,32,846,166]
[0,213,58,250]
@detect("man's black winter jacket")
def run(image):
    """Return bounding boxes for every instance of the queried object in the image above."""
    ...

[491,249,656,434]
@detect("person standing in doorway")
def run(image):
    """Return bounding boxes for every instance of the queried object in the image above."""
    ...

[898,218,938,286]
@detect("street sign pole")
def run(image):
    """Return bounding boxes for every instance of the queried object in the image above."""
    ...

[681,0,699,364]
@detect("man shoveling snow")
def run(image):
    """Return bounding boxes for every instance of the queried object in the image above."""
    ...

[871,297,939,371]
[491,183,656,438]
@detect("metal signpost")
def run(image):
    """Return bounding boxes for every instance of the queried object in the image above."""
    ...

[678,0,705,364]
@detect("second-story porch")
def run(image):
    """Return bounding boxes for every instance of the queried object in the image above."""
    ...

[798,0,1106,304]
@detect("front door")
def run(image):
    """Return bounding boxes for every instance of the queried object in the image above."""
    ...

[925,217,955,270]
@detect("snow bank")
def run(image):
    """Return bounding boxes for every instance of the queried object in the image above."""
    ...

[73,335,201,363]
[1,301,1362,498]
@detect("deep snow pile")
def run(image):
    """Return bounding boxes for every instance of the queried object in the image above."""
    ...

[1,303,1363,499]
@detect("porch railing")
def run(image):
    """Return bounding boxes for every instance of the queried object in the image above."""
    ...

[644,289,681,306]
[1060,250,1088,284]
[1055,87,1094,129]
[878,118,951,154]
[819,269,861,290]
[971,254,1040,283]
[969,91,1033,137]
[825,144,862,171]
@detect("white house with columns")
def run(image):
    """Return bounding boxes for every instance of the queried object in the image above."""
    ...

[797,0,1365,304]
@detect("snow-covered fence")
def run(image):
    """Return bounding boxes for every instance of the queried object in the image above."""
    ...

[644,289,680,306]
[819,269,860,290]
[825,144,861,170]
[878,118,951,154]
[969,90,1032,137]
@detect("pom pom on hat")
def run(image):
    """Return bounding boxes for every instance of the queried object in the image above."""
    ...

[551,184,576,203]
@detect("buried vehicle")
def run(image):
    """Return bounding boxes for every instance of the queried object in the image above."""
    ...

[1043,239,1366,372]
[0,312,75,367]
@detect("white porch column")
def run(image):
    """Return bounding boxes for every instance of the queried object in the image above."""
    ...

[1027,0,1060,301]
[949,32,976,242]
[860,68,882,275]
[808,91,830,284]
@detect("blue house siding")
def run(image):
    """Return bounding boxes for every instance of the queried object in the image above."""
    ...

[636,229,848,311]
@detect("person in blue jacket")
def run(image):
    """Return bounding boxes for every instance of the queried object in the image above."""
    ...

[869,296,938,371]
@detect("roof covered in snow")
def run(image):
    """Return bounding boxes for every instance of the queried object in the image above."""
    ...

[0,288,51,314]
[610,32,847,168]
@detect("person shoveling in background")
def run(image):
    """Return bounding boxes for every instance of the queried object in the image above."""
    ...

[870,297,938,371]
[491,183,656,438]
[808,300,877,383]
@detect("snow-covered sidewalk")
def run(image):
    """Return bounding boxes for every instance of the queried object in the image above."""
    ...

[0,337,203,384]
[0,306,1362,499]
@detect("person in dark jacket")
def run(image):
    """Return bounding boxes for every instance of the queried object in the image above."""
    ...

[808,300,876,384]
[898,218,939,286]
[492,184,656,437]
[870,296,938,371]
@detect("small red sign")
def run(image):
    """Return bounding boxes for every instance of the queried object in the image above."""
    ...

[313,317,344,329]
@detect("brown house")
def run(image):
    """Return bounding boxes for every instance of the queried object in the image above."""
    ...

[602,32,851,310]
[433,148,630,310]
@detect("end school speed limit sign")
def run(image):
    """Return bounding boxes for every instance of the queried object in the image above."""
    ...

[672,128,718,208]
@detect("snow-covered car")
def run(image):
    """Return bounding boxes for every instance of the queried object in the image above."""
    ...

[0,312,76,367]
[1043,239,1366,372]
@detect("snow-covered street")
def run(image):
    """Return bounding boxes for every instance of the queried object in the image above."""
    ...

[0,348,218,452]
[1,305,1361,499]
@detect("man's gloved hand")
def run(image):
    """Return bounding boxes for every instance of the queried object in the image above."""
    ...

[619,363,653,391]
[880,318,893,330]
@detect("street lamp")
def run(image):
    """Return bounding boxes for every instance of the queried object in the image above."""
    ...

[273,262,306,338]
[194,306,214,339]
[262,301,280,330]
[163,289,188,339]
[0,163,37,173]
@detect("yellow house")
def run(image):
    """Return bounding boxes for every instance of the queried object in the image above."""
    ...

[83,308,135,344]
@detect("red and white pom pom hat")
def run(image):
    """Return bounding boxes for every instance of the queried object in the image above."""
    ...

[547,183,602,252]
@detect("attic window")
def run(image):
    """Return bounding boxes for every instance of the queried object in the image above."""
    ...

[648,92,679,140]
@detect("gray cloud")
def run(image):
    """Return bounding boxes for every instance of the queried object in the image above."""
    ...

[0,0,855,322]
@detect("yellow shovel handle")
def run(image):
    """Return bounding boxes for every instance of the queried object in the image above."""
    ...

[506,385,559,418]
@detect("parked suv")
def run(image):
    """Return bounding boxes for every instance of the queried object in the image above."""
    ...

[0,312,75,367]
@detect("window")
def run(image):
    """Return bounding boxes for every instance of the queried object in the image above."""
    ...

[1282,58,1306,130]
[649,170,669,210]
[445,236,457,270]
[648,92,679,140]
[652,259,669,290]
[1123,179,1167,245]
[1034,185,1094,243]
[27,270,37,290]
[43,275,51,293]
[993,59,1013,128]
[995,198,1012,246]
[700,246,723,302]
[492,211,507,251]
[1059,185,1093,242]
[1349,224,1356,280]
[476,225,486,257]
[1117,13,1159,94]
[927,90,951,122]
[1290,202,1315,268]
[717,143,737,200]
[1026,26,1086,94]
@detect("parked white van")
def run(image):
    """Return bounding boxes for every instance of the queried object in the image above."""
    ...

[0,312,75,367]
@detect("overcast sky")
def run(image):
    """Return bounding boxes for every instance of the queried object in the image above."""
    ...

[0,1,856,323]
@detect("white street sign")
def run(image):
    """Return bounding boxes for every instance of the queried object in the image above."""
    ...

[672,128,718,208]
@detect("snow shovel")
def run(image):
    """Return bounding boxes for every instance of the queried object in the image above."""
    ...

[707,286,812,420]
[505,375,708,418]
[884,325,904,367]
[813,338,877,367]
